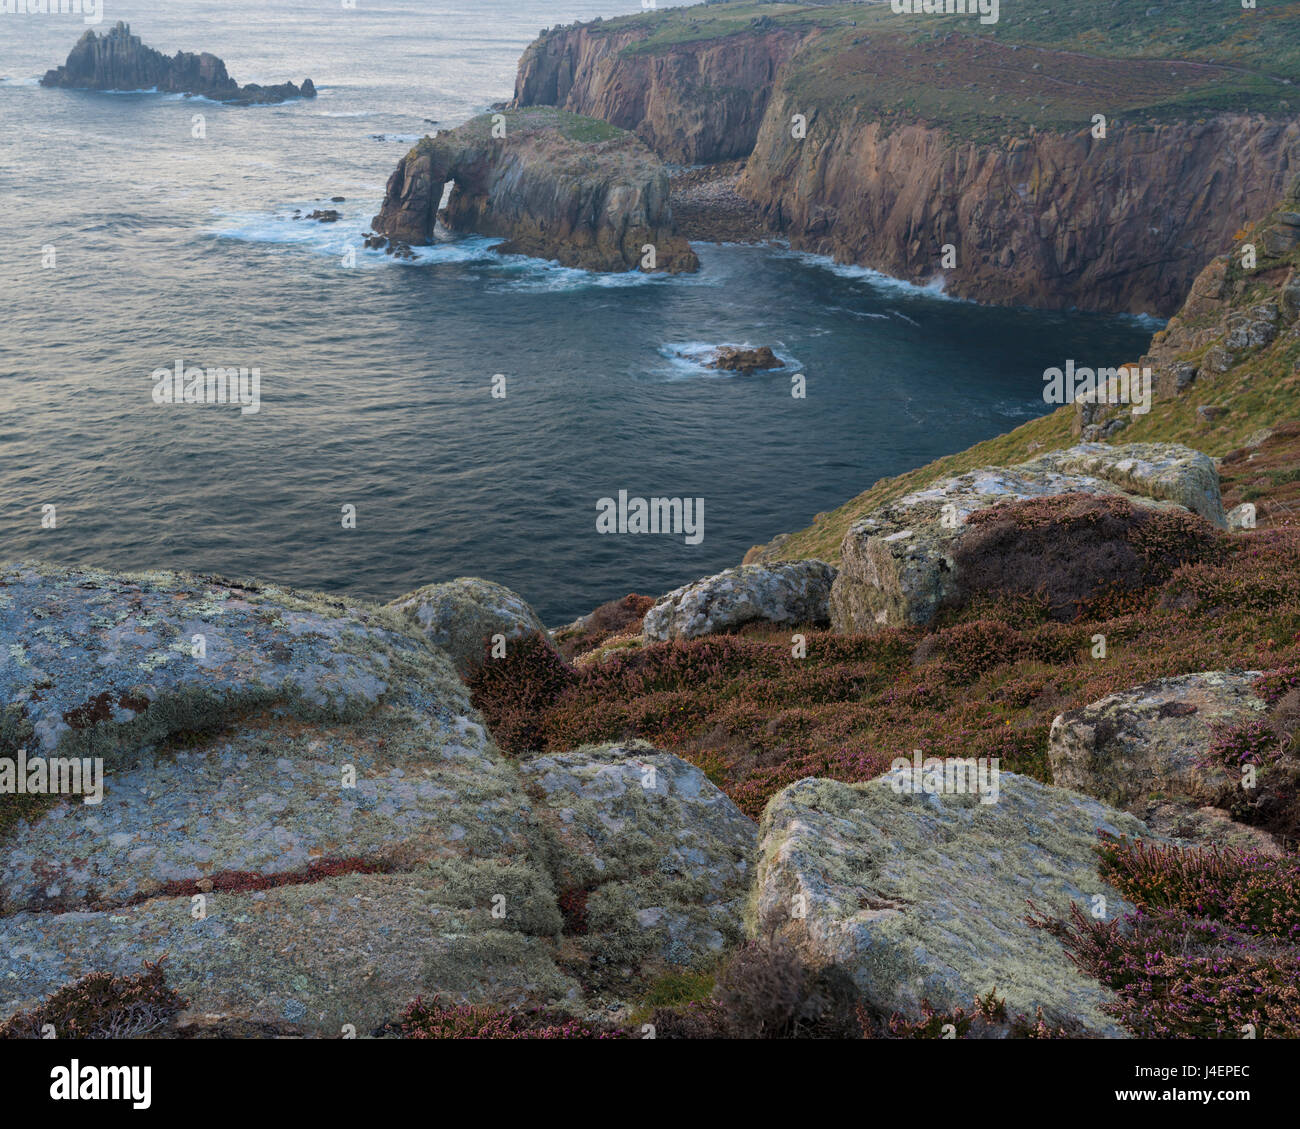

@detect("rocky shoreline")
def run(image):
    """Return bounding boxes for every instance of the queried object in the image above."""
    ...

[514,11,1300,314]
[668,161,771,245]
[370,108,697,274]
[5,3,1300,1044]
[2,411,1296,1036]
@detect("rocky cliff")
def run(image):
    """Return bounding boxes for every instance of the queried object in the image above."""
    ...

[41,21,316,105]
[741,103,1300,316]
[513,21,811,165]
[513,8,1300,313]
[371,107,698,274]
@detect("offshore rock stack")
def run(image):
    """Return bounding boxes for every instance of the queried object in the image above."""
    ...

[41,22,316,105]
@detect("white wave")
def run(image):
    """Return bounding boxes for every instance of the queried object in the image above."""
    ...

[1120,311,1168,330]
[991,399,1046,420]
[654,341,800,380]
[773,248,966,303]
[318,110,374,117]
[488,257,675,293]
[0,76,42,86]
[370,133,423,143]
[208,207,507,269]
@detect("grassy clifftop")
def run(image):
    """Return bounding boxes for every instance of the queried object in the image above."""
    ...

[560,1,1298,142]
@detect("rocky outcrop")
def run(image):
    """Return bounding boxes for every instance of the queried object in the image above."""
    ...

[741,104,1300,316]
[0,564,748,1033]
[519,743,755,985]
[1048,671,1267,812]
[371,108,697,274]
[830,443,1224,633]
[642,561,836,642]
[1071,174,1300,435]
[388,576,549,678]
[513,21,811,164]
[40,22,316,105]
[704,345,780,373]
[514,18,1300,313]
[752,770,1149,1035]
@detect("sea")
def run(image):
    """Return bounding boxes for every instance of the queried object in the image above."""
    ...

[0,0,1158,623]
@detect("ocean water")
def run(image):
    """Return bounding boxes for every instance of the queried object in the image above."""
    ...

[0,0,1157,623]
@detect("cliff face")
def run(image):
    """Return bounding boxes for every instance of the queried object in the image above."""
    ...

[41,22,315,105]
[513,23,812,165]
[513,19,1300,314]
[741,103,1300,316]
[371,109,698,274]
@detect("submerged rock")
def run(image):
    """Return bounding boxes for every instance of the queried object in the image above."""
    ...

[752,770,1149,1035]
[40,22,315,105]
[371,107,698,274]
[387,576,549,678]
[704,345,780,372]
[642,561,837,641]
[830,442,1225,633]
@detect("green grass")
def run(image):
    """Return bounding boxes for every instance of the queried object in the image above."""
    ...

[554,2,1300,144]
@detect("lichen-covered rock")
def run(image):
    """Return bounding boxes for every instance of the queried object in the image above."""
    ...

[388,576,548,677]
[0,562,463,761]
[0,567,773,1032]
[520,743,755,987]
[1027,444,1225,523]
[752,771,1150,1035]
[372,107,697,274]
[1048,671,1267,811]
[0,563,575,1034]
[1138,802,1285,859]
[830,443,1224,633]
[1227,502,1259,531]
[642,561,836,641]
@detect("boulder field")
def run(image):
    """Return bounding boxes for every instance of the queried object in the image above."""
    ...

[2,451,1285,1036]
[0,564,751,1034]
[370,107,698,274]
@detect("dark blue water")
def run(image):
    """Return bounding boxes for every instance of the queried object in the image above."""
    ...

[0,0,1157,622]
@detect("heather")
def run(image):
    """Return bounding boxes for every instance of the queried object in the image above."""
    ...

[0,960,185,1039]
[881,992,1080,1040]
[1097,836,1300,942]
[471,519,1300,820]
[387,995,626,1039]
[1030,838,1300,1037]
[1204,697,1300,844]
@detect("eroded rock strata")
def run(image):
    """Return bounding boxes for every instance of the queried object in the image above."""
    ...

[371,108,698,273]
[41,22,316,105]
[514,16,1300,313]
